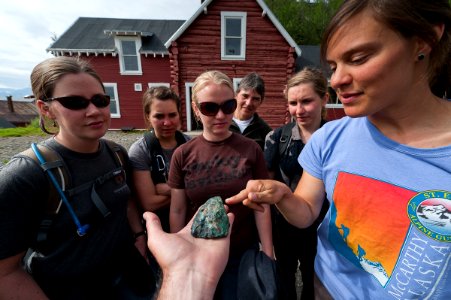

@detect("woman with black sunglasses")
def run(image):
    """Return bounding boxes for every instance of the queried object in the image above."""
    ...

[0,56,155,299]
[167,70,274,299]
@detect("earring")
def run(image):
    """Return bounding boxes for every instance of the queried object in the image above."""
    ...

[53,120,57,127]
[418,53,425,61]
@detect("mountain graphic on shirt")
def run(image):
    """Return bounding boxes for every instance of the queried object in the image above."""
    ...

[328,172,416,286]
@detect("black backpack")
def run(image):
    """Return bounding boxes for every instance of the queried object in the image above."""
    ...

[20,140,126,243]
[278,122,296,156]
[143,130,188,184]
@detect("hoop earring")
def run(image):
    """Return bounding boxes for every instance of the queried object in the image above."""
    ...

[418,53,425,61]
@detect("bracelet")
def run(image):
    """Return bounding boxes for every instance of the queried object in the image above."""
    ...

[134,230,146,239]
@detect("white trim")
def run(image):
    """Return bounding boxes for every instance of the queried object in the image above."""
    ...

[104,83,121,118]
[115,37,143,75]
[221,11,246,60]
[134,83,142,92]
[233,77,243,93]
[164,0,301,56]
[185,82,194,131]
[148,82,170,88]
[325,104,343,109]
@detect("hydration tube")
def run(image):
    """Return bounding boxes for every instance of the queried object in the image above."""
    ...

[31,143,90,236]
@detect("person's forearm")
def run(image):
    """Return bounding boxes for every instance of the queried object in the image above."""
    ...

[275,193,316,228]
[157,270,217,300]
[255,204,274,258]
[0,268,48,299]
[127,198,145,234]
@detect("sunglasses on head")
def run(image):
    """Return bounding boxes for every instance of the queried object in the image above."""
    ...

[42,94,111,110]
[197,99,237,116]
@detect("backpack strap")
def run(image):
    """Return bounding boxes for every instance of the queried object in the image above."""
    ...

[144,130,188,184]
[278,122,296,156]
[22,143,90,241]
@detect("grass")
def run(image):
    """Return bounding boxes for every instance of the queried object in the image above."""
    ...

[0,118,46,137]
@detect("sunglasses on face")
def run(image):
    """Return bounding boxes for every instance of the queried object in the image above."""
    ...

[197,99,237,116]
[42,94,111,110]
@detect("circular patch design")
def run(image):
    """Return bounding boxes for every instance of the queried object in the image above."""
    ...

[407,190,451,242]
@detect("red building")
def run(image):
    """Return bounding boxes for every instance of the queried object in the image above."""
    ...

[48,0,344,130]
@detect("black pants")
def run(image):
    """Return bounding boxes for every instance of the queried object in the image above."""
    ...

[272,201,329,300]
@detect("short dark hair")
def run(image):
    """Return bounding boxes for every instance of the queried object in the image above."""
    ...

[236,72,265,100]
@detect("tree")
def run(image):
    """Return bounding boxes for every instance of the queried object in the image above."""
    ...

[267,0,341,45]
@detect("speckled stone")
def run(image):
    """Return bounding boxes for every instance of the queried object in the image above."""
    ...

[191,196,229,239]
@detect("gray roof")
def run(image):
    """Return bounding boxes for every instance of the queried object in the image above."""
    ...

[48,17,185,56]
[296,45,330,75]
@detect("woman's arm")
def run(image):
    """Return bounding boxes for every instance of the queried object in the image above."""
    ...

[132,170,170,211]
[226,171,325,229]
[0,252,48,299]
[254,204,274,258]
[127,197,148,259]
[169,188,187,233]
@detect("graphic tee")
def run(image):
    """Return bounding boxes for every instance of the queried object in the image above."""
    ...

[300,117,451,299]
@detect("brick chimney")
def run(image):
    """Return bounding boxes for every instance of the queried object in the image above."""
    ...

[6,95,15,113]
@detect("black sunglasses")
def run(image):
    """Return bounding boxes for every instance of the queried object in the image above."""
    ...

[43,94,111,110]
[197,99,237,116]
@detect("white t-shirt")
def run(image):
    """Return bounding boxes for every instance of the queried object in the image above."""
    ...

[233,116,254,133]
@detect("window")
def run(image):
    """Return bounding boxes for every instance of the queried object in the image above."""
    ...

[325,85,342,108]
[233,78,242,93]
[104,83,120,118]
[117,38,142,75]
[221,12,246,60]
[148,82,170,89]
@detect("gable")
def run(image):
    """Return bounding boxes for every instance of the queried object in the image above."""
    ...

[165,0,301,56]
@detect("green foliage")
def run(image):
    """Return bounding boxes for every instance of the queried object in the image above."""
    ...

[267,0,342,45]
[0,117,45,137]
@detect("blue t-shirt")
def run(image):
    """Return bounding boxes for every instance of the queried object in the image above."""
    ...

[300,116,451,299]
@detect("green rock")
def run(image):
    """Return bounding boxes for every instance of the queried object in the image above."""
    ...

[191,196,229,239]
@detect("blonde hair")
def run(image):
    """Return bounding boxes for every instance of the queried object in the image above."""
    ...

[192,70,233,105]
[285,67,329,120]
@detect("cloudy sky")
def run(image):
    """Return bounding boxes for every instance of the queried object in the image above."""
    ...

[0,0,201,90]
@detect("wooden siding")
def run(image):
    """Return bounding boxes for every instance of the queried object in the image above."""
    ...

[87,55,172,129]
[170,0,297,131]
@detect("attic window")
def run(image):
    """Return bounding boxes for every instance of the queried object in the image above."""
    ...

[221,11,246,60]
[116,38,143,75]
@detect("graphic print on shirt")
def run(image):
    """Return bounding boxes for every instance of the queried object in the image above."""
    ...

[329,172,450,297]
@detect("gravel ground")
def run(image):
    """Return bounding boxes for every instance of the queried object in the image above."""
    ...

[0,129,304,299]
[0,130,143,165]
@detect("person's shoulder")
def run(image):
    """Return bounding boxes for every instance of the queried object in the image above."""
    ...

[2,152,44,178]
[128,136,146,156]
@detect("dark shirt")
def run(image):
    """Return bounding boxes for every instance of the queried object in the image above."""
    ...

[230,112,272,150]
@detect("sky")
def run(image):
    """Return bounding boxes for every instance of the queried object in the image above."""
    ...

[0,0,201,90]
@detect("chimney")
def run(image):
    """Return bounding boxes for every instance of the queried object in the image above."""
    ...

[6,95,15,113]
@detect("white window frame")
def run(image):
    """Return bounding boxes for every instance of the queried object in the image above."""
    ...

[116,37,142,75]
[185,82,194,131]
[233,77,242,93]
[325,82,343,108]
[104,83,120,118]
[148,82,170,89]
[221,11,247,60]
